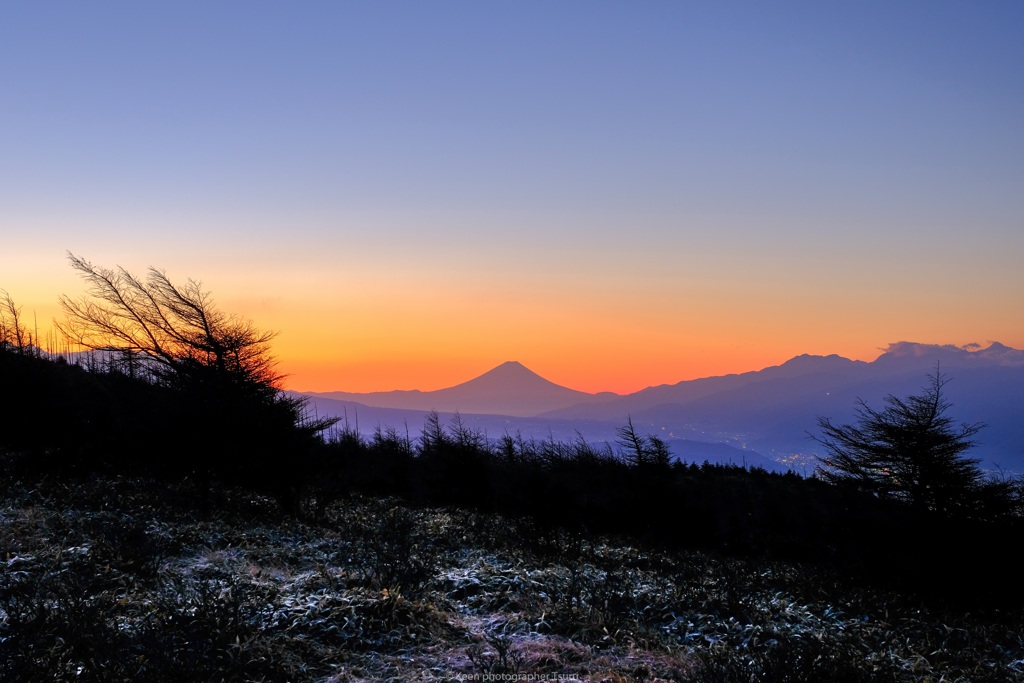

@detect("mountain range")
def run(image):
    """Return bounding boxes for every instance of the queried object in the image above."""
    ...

[298,342,1024,474]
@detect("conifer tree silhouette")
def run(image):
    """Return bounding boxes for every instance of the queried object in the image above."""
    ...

[814,368,991,516]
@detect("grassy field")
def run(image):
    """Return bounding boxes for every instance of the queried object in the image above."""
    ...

[2,475,1022,682]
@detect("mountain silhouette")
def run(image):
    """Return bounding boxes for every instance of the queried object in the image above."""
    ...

[301,342,1024,472]
[307,360,617,417]
[541,341,1024,472]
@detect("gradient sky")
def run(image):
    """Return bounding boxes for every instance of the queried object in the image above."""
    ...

[3,2,1023,394]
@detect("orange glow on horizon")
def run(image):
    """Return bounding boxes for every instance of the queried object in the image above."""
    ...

[7,256,1022,398]
[278,345,892,396]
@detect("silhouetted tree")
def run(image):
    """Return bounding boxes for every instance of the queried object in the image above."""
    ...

[617,416,671,469]
[1,291,35,354]
[813,369,995,517]
[55,253,335,505]
[57,253,278,387]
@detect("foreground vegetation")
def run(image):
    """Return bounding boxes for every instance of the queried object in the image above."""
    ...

[3,259,1024,680]
[3,475,1023,682]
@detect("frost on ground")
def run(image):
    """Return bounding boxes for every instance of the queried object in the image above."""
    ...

[1,477,1022,682]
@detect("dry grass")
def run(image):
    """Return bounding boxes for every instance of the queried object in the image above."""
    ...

[2,477,1022,682]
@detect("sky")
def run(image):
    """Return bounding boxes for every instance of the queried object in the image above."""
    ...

[2,1,1023,394]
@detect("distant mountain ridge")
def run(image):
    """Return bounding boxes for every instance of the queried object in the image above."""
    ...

[548,341,1024,471]
[299,342,1024,472]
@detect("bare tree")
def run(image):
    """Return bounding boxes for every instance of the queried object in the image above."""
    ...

[55,254,340,503]
[57,253,278,387]
[1,290,35,354]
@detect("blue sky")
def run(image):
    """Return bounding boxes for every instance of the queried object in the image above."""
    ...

[3,1,1023,392]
